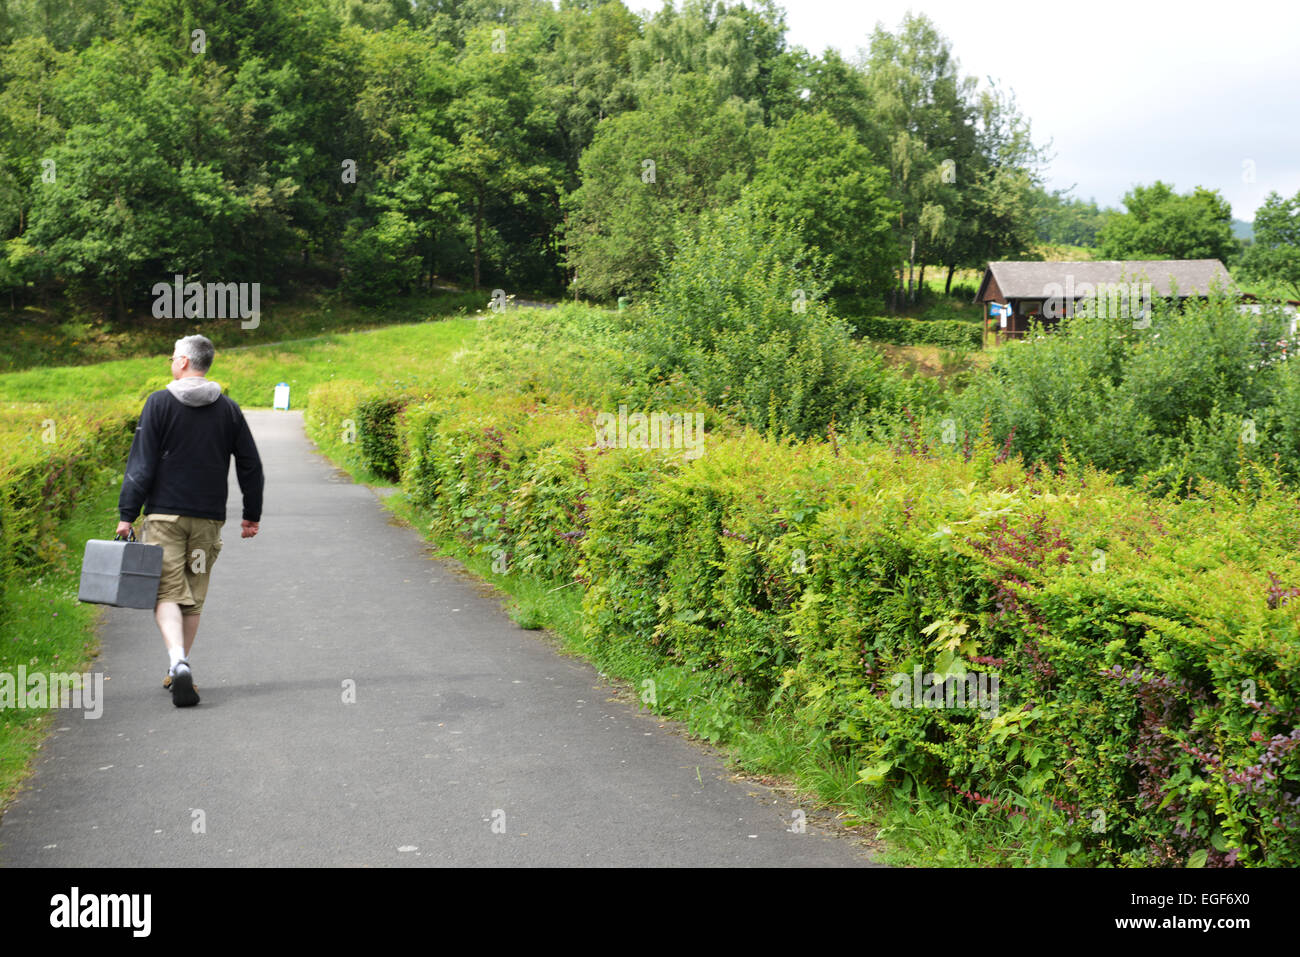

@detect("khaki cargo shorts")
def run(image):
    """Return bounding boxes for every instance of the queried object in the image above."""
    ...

[141,514,224,616]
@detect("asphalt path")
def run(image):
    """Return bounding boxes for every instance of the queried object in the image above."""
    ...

[0,410,878,867]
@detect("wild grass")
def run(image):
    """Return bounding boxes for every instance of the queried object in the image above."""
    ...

[0,289,487,374]
[0,315,490,408]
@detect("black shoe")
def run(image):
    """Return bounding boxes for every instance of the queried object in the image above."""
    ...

[163,671,200,693]
[170,661,200,707]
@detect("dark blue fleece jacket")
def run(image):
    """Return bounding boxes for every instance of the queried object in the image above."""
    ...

[118,377,264,523]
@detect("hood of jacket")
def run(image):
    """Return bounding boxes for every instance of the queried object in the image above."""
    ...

[167,377,223,407]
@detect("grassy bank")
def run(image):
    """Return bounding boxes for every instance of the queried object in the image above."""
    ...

[0,289,488,375]
[0,316,486,409]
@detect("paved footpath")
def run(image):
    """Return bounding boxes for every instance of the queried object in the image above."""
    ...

[0,411,877,867]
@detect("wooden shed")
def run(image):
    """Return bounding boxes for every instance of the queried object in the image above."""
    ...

[975,259,1235,343]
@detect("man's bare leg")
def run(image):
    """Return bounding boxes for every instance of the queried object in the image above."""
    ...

[158,600,200,705]
[182,613,200,657]
[155,600,185,658]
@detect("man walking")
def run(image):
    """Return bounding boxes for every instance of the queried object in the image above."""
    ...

[116,335,264,707]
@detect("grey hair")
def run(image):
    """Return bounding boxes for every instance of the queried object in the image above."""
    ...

[175,335,214,373]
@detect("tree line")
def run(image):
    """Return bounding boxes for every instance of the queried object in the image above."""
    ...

[0,0,1056,317]
[2,0,1295,319]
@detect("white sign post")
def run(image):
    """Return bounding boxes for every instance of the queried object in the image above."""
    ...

[273,382,290,411]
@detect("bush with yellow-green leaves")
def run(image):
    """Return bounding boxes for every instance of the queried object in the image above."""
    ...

[0,400,137,618]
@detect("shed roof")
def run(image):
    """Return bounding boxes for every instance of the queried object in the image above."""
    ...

[976,260,1235,303]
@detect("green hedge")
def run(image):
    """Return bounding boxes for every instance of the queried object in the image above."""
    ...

[309,365,1300,868]
[355,393,420,482]
[856,315,983,349]
[584,426,1300,866]
[0,400,137,619]
[303,379,372,475]
[402,393,594,582]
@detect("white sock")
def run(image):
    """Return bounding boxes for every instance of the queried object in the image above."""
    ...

[168,648,186,671]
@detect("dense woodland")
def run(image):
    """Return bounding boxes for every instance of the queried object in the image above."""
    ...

[8,0,1291,322]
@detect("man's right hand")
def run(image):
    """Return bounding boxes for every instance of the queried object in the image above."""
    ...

[241,520,259,539]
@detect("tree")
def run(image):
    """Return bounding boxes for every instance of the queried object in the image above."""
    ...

[348,23,459,290]
[860,13,975,307]
[1099,181,1236,264]
[0,35,69,294]
[20,39,260,317]
[744,111,896,300]
[1238,190,1300,300]
[1034,188,1111,248]
[563,75,760,299]
[534,0,640,191]
[803,48,874,146]
[940,83,1045,291]
[444,23,562,291]
[2,0,125,50]
[627,0,801,123]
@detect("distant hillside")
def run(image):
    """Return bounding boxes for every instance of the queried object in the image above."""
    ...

[1233,218,1254,241]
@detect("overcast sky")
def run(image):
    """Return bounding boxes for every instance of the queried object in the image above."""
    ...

[640,0,1300,220]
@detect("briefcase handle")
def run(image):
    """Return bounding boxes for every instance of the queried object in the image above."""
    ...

[113,529,138,543]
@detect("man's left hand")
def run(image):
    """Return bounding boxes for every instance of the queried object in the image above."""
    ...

[115,520,134,539]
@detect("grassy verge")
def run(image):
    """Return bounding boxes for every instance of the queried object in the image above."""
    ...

[0,288,489,375]
[0,469,121,815]
[0,316,487,408]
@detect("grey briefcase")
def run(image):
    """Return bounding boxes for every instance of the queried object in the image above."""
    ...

[77,531,163,609]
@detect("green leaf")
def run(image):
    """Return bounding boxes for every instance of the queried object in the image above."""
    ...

[858,761,893,786]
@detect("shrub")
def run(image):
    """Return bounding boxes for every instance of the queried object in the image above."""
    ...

[0,400,137,620]
[855,315,983,349]
[949,293,1300,492]
[304,379,372,474]
[355,393,419,482]
[402,392,594,580]
[579,433,1300,865]
[641,202,906,439]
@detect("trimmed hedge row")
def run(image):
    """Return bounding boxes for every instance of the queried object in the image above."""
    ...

[402,393,594,583]
[302,379,371,474]
[856,315,983,349]
[0,400,137,619]
[575,430,1300,866]
[307,376,1300,867]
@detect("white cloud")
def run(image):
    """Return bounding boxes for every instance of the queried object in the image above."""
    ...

[772,0,1300,218]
